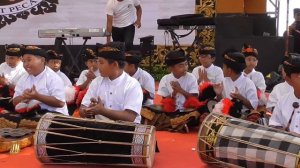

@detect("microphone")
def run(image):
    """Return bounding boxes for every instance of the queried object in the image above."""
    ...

[285,102,300,132]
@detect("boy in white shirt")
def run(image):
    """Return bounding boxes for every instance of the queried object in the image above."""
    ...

[142,50,199,132]
[0,44,26,97]
[46,50,77,114]
[267,68,293,111]
[192,46,224,84]
[124,50,155,105]
[269,53,300,134]
[214,51,258,115]
[242,44,267,106]
[242,44,266,91]
[46,50,72,87]
[74,48,101,107]
[0,44,26,111]
[79,42,143,123]
[0,46,68,129]
[76,48,100,90]
[158,50,199,111]
[192,46,224,113]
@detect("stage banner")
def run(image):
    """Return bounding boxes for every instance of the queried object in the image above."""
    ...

[0,0,195,45]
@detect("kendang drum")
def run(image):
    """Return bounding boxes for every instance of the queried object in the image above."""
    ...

[198,112,300,168]
[35,113,156,167]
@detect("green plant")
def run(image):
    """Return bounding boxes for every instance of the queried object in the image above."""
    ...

[141,65,169,81]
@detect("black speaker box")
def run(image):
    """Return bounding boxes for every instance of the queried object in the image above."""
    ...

[215,15,253,38]
[248,14,276,36]
[140,35,154,57]
[215,36,294,75]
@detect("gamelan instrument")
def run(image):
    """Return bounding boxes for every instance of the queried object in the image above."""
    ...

[35,113,156,167]
[198,112,300,168]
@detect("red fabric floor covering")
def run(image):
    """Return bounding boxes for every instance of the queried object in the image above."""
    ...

[0,131,213,168]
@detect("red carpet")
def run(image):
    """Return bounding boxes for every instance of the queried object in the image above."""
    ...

[0,131,211,168]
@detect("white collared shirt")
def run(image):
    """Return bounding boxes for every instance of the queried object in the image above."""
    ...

[243,69,266,91]
[269,91,300,134]
[266,81,294,109]
[13,67,68,115]
[56,70,72,87]
[81,72,143,123]
[0,62,26,85]
[76,69,101,86]
[192,64,224,84]
[132,68,155,105]
[157,72,199,111]
[106,0,140,28]
[222,75,258,110]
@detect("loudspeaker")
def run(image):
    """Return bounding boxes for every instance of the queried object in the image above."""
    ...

[215,36,290,75]
[248,14,276,36]
[140,35,154,57]
[215,15,253,38]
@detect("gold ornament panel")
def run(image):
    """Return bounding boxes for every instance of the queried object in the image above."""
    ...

[196,0,216,47]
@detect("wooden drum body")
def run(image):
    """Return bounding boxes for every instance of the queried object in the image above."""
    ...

[35,113,156,167]
[198,112,300,168]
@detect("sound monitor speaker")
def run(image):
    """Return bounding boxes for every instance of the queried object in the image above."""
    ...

[248,14,276,36]
[140,35,154,57]
[215,15,253,38]
[215,36,290,75]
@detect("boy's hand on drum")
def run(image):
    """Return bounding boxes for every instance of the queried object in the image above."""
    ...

[85,97,104,116]
[89,97,99,107]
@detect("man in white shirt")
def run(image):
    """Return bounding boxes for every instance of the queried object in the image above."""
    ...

[106,0,142,50]
[192,46,224,84]
[124,50,155,105]
[214,51,258,112]
[269,54,300,134]
[79,42,143,123]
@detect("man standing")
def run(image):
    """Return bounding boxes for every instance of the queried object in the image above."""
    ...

[290,8,300,54]
[106,0,142,51]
